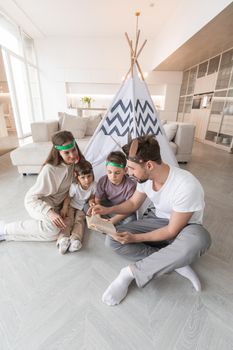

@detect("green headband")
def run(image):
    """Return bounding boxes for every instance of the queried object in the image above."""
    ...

[106,161,125,168]
[54,140,75,151]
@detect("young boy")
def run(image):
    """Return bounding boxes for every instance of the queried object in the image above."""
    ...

[57,160,96,254]
[95,151,136,225]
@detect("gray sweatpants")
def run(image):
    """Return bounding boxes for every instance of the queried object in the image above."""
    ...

[105,212,211,288]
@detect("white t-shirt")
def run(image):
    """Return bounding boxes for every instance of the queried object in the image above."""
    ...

[137,166,205,224]
[69,181,97,210]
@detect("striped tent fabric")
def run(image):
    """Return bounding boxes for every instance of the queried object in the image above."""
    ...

[84,65,178,180]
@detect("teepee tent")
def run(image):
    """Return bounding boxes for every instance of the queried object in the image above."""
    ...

[84,16,177,180]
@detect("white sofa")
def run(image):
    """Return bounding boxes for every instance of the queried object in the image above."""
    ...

[10,114,196,175]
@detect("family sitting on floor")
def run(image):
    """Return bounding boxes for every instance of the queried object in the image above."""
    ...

[0,130,211,306]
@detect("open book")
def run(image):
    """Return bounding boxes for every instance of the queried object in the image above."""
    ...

[86,215,116,236]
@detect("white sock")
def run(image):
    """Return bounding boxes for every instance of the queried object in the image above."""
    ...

[0,221,6,239]
[102,266,134,306]
[175,265,201,291]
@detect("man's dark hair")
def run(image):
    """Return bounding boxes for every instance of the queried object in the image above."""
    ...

[122,135,162,165]
[106,151,127,167]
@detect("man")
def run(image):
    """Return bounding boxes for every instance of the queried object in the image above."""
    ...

[92,135,211,306]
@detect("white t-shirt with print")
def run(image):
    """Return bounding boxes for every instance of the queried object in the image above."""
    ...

[69,181,97,210]
[137,166,204,224]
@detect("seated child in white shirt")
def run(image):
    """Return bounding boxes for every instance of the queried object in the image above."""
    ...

[57,160,96,254]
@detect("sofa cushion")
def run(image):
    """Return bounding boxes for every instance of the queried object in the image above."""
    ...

[61,114,87,139]
[84,114,102,136]
[10,142,53,166]
[163,123,178,141]
[10,137,92,168]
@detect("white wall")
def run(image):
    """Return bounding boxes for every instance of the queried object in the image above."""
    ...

[35,37,182,120]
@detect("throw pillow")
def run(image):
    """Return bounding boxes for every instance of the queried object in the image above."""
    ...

[163,123,178,141]
[61,114,87,139]
[84,114,102,136]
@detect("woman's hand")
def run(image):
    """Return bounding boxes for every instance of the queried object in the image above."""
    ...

[48,209,66,229]
[111,231,136,244]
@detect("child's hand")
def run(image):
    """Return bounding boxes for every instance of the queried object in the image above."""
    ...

[60,207,68,219]
[86,206,93,216]
[92,204,110,216]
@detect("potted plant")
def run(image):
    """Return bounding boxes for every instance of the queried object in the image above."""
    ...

[80,96,94,108]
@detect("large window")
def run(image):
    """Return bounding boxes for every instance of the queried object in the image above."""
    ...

[0,11,43,137]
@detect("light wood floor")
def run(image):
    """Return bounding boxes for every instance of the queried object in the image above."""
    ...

[0,142,233,350]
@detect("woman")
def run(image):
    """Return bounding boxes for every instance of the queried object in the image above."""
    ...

[0,130,85,242]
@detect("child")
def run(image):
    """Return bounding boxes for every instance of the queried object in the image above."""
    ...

[57,160,96,254]
[95,151,136,225]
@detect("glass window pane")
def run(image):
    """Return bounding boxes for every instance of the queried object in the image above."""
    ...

[180,71,189,96]
[28,65,43,120]
[223,100,233,115]
[178,97,185,113]
[214,90,227,97]
[22,32,36,64]
[184,96,193,113]
[0,13,22,55]
[10,55,32,135]
[197,61,208,78]
[216,49,233,90]
[207,55,220,75]
[229,72,233,89]
[210,101,225,115]
[187,66,197,95]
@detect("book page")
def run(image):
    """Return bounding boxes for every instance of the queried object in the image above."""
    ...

[86,215,116,236]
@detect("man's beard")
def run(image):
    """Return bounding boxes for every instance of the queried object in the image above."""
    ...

[137,177,148,184]
[132,174,149,184]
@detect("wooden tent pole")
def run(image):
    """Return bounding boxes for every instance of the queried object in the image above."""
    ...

[123,67,131,82]
[136,39,147,59]
[134,29,140,57]
[136,60,145,81]
[125,32,134,56]
[124,12,147,80]
[135,11,140,43]
[130,40,133,77]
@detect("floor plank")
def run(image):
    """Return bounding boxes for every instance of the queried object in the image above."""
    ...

[0,141,233,349]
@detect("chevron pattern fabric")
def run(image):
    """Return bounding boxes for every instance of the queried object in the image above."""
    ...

[101,98,163,138]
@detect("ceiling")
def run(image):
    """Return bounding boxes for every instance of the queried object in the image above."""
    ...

[0,0,178,39]
[0,0,233,71]
[155,1,233,71]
